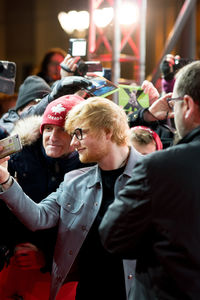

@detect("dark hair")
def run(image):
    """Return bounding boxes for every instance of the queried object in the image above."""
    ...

[175,60,200,105]
[33,48,67,84]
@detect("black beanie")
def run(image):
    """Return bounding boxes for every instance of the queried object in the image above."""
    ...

[15,75,51,111]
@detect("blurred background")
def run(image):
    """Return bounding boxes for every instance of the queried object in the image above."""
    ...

[0,0,200,91]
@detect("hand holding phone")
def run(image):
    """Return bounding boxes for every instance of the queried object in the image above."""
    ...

[0,134,22,159]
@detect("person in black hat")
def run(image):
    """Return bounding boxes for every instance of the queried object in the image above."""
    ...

[0,72,92,136]
[0,75,51,134]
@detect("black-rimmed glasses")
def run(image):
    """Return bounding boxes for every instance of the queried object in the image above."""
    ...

[166,97,184,109]
[70,128,84,140]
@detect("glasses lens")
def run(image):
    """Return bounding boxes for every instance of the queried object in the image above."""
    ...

[74,128,82,140]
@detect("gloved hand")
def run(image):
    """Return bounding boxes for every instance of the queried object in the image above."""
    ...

[48,76,92,102]
[160,54,180,81]
[13,242,45,270]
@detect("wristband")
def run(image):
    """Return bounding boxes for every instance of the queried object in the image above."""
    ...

[0,174,10,185]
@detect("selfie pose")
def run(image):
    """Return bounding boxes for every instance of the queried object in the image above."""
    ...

[0,97,142,300]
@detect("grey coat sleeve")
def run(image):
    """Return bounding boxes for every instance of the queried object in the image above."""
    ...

[99,159,153,258]
[0,178,61,231]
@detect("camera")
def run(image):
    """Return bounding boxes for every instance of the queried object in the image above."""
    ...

[173,57,193,73]
[0,60,16,94]
[68,39,103,77]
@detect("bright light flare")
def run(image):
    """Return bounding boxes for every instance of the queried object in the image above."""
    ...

[58,3,139,34]
[119,3,139,25]
[94,7,113,28]
[76,11,89,31]
[58,10,89,33]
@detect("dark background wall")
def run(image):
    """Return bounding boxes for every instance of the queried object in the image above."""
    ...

[0,0,199,91]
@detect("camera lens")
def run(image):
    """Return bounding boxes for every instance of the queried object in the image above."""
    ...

[75,60,88,76]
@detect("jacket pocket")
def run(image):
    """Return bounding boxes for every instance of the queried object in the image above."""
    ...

[59,198,84,228]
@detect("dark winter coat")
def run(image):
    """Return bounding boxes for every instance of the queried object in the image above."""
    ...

[99,126,200,300]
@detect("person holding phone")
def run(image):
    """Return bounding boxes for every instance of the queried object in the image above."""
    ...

[0,97,142,300]
[0,94,87,300]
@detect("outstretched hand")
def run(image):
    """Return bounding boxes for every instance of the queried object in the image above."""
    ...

[48,76,92,102]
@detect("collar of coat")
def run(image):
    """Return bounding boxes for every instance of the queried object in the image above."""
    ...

[86,146,143,188]
[11,115,42,147]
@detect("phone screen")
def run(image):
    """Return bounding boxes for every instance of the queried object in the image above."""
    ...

[0,134,22,158]
[85,76,118,97]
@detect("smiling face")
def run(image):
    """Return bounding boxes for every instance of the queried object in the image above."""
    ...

[42,124,73,158]
[70,127,110,164]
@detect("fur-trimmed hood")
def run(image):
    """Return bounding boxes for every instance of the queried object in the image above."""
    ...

[11,115,42,147]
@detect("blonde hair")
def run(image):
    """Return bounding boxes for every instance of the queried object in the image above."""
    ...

[65,97,130,146]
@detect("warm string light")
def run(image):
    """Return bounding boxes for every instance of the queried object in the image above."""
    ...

[58,3,139,34]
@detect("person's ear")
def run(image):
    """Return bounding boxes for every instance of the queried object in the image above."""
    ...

[183,95,194,119]
[104,128,113,140]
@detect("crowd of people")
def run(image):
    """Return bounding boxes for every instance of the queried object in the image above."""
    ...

[0,49,199,300]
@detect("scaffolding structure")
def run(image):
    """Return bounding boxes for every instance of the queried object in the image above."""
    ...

[88,0,197,88]
[88,0,147,87]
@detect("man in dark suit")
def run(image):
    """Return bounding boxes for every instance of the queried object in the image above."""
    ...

[99,60,200,300]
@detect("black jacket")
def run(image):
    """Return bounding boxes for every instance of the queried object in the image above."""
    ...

[99,126,200,300]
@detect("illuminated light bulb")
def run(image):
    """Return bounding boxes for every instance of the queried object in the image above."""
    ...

[119,3,139,25]
[58,11,78,33]
[76,11,89,31]
[94,7,113,28]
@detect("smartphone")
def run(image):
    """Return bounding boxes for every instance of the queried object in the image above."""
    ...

[84,76,119,97]
[68,38,87,57]
[0,134,22,158]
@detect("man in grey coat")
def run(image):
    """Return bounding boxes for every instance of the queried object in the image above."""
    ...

[99,61,200,299]
[0,97,142,300]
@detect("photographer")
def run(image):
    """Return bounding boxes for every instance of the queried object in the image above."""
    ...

[160,54,192,95]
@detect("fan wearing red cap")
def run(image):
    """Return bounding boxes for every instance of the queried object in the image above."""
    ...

[40,94,84,158]
[0,94,85,299]
[130,125,163,155]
